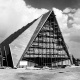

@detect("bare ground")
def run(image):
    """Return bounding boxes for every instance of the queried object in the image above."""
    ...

[0,67,80,80]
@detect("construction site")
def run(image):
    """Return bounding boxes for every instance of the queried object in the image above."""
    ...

[0,9,80,80]
[0,10,74,69]
[0,0,80,79]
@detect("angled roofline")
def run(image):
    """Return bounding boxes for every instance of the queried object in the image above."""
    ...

[0,19,38,47]
[17,10,72,67]
[54,15,70,57]
[17,10,72,66]
[52,13,72,64]
[16,10,53,67]
[0,9,72,67]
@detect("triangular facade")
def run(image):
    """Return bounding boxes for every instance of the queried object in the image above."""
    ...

[0,10,72,68]
[17,11,72,67]
[0,16,38,68]
[9,11,51,67]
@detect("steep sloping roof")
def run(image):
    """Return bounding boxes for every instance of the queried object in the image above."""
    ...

[17,11,52,66]
[16,10,71,67]
[9,11,51,67]
[0,19,37,47]
[0,17,38,68]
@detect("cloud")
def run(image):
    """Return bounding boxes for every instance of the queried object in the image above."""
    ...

[53,8,68,32]
[63,8,71,13]
[62,7,80,58]
[72,9,80,29]
[0,0,80,58]
[53,7,71,44]
[0,0,48,43]
[0,0,69,43]
[63,8,80,29]
[62,8,80,40]
[63,8,76,14]
[53,7,80,58]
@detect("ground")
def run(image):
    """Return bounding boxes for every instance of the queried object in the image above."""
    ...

[0,66,80,80]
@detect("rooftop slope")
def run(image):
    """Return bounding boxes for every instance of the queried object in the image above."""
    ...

[10,11,51,67]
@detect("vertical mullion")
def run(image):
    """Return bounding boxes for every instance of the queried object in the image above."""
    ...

[29,48,30,66]
[57,27,59,68]
[49,18,52,68]
[33,41,35,66]
[38,35,39,66]
[54,19,56,67]
[42,32,43,67]
[52,18,54,67]
[0,49,3,67]
[4,46,8,66]
[46,34,47,66]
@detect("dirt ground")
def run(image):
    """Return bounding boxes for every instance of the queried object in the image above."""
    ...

[0,67,80,80]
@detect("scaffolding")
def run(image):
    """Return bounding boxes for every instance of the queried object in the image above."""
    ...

[0,10,72,68]
[22,11,71,68]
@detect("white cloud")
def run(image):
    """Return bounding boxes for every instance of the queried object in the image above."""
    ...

[0,0,69,43]
[53,8,80,58]
[53,8,68,31]
[63,8,80,30]
[62,8,80,58]
[0,0,48,43]
[63,8,76,14]
[1,0,80,58]
[73,9,80,25]
[63,8,71,13]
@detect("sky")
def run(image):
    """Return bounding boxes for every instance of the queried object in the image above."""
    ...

[24,0,80,10]
[0,0,80,58]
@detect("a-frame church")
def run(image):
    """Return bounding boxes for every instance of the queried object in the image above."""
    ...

[0,10,72,68]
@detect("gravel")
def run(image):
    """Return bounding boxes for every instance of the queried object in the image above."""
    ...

[0,67,80,80]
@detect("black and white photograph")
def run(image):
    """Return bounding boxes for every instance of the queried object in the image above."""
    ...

[0,0,80,80]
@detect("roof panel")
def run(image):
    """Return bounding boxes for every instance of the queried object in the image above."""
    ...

[9,15,43,67]
[17,11,52,66]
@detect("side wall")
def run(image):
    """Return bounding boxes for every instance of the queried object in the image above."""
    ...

[0,45,13,68]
